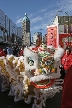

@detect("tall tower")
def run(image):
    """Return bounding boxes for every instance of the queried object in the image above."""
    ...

[22,13,31,46]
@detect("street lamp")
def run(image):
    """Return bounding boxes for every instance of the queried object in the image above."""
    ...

[57,11,62,16]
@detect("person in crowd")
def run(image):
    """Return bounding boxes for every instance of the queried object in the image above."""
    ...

[18,46,24,56]
[13,46,16,55]
[13,44,19,56]
[61,47,71,72]
[59,47,71,79]
[3,46,8,55]
[7,45,13,55]
[0,47,6,57]
[61,46,72,107]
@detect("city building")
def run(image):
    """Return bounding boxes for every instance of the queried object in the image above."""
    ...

[32,32,42,46]
[5,15,9,42]
[0,9,22,45]
[17,27,22,38]
[22,13,31,46]
[43,34,47,44]
[16,27,22,45]
[47,15,72,48]
[9,19,17,43]
[0,9,6,42]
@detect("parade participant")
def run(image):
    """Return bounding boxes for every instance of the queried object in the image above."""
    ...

[62,47,71,69]
[60,47,71,78]
[0,48,6,57]
[61,47,72,107]
[61,65,72,108]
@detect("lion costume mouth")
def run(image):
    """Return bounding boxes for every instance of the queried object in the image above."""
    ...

[30,75,55,89]
[30,78,55,89]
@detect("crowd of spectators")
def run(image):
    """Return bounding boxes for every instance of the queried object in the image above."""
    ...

[0,44,24,57]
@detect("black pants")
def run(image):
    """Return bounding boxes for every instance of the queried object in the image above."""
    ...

[60,68,66,79]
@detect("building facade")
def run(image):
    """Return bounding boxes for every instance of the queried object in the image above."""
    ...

[5,15,9,36]
[47,15,72,48]
[32,32,42,46]
[0,9,22,45]
[43,34,47,44]
[17,27,22,38]
[0,9,6,42]
[52,15,72,34]
[22,13,31,46]
[0,9,5,28]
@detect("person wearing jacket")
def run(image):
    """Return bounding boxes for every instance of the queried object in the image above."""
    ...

[61,47,72,107]
[13,45,19,56]
[0,48,6,57]
[7,45,13,55]
[59,47,71,79]
[61,65,72,108]
[61,47,71,73]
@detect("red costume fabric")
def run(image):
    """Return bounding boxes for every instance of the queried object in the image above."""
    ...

[19,50,24,56]
[61,53,72,70]
[61,65,72,108]
[0,48,6,57]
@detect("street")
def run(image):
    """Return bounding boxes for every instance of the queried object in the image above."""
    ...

[0,90,62,108]
[0,76,62,108]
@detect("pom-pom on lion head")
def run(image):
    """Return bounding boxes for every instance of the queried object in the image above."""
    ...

[54,46,64,62]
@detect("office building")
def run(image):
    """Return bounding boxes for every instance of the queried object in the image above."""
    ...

[0,9,5,42]
[17,27,22,38]
[0,9,22,44]
[22,13,31,46]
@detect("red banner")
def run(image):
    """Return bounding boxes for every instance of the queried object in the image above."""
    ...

[59,34,72,48]
[47,25,59,48]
